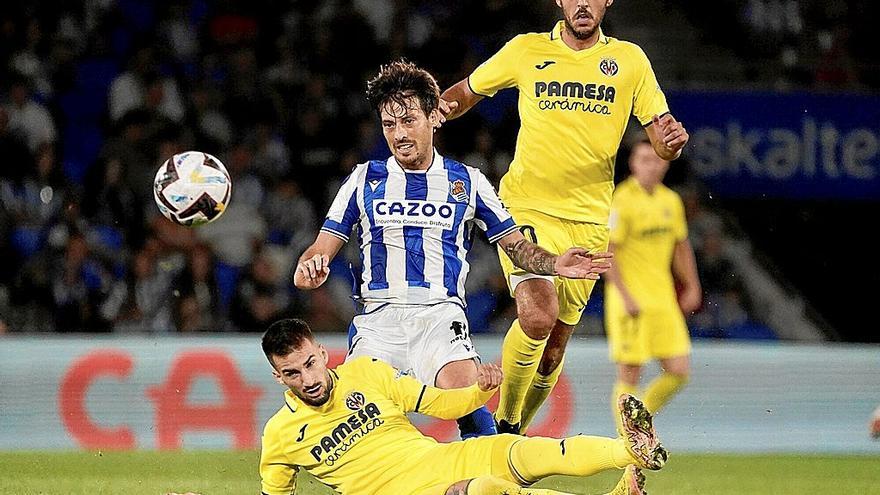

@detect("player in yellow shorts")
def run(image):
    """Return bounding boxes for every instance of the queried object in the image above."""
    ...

[439,0,690,437]
[604,139,702,426]
[253,318,667,495]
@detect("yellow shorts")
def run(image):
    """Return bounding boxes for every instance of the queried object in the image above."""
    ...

[497,208,610,325]
[605,306,691,365]
[387,434,523,495]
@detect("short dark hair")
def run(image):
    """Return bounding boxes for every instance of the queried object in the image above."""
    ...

[262,318,315,367]
[365,59,440,117]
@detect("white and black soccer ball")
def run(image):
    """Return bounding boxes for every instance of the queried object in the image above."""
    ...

[153,151,232,226]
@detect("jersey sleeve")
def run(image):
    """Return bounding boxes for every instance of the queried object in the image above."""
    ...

[631,46,670,127]
[320,164,364,242]
[468,36,525,97]
[473,172,518,243]
[358,357,495,419]
[259,419,298,495]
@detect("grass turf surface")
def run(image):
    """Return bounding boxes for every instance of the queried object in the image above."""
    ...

[2,451,878,494]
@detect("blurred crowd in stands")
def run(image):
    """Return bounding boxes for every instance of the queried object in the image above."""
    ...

[3,0,865,335]
[680,0,877,89]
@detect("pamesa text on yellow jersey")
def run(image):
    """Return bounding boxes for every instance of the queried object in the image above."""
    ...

[469,21,669,223]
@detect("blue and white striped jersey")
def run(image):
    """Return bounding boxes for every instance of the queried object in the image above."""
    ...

[321,151,518,307]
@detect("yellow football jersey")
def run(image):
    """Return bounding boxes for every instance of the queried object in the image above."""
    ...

[605,177,687,311]
[260,356,495,495]
[469,21,669,223]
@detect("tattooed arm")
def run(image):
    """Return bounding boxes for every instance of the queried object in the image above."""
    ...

[496,230,613,280]
[498,231,558,275]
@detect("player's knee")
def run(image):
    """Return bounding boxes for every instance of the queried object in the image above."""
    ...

[518,309,557,339]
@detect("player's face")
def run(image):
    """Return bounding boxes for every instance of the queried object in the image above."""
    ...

[380,96,438,170]
[629,142,670,187]
[270,340,333,407]
[556,0,612,40]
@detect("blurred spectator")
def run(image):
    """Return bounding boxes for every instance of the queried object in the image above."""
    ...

[229,249,290,331]
[0,107,33,180]
[263,178,316,253]
[692,227,750,335]
[52,234,110,332]
[100,244,174,333]
[108,46,185,123]
[172,243,222,332]
[99,109,155,206]
[462,126,512,185]
[3,74,56,152]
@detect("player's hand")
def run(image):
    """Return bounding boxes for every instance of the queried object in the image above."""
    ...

[652,113,688,156]
[476,363,503,392]
[437,98,459,126]
[294,254,330,289]
[554,248,613,280]
[678,286,702,315]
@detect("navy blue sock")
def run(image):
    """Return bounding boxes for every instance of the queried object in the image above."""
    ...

[457,405,498,439]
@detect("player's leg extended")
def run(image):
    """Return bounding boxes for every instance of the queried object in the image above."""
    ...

[414,304,495,438]
[519,321,571,432]
[520,249,600,432]
[641,312,692,414]
[434,477,575,495]
[612,364,641,434]
[496,279,558,432]
[642,354,689,414]
[436,358,497,438]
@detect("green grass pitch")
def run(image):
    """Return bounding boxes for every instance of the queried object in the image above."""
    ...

[2,451,878,494]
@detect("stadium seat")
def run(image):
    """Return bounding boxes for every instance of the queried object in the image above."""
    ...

[214,261,242,310]
[10,226,45,259]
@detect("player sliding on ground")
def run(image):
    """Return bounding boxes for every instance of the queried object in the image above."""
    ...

[168,317,669,495]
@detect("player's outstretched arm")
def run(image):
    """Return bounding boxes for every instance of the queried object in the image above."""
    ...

[293,233,345,290]
[646,113,689,161]
[672,238,702,314]
[497,230,613,279]
[439,78,484,124]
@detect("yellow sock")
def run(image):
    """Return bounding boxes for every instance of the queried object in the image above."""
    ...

[642,372,689,413]
[611,381,639,434]
[466,476,574,495]
[520,356,565,433]
[497,320,546,426]
[509,436,630,484]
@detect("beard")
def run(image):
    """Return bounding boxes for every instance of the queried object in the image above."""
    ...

[563,9,604,40]
[295,381,332,406]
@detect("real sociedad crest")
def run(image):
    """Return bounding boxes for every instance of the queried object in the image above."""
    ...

[599,58,619,77]
[450,179,468,202]
[345,391,366,410]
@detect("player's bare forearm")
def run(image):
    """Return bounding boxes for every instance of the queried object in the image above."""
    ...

[672,239,702,313]
[294,233,345,289]
[440,79,483,121]
[502,237,557,275]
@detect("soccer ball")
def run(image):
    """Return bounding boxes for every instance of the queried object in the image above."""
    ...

[153,151,232,226]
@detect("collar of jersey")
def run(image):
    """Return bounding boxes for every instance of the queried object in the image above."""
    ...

[550,20,609,53]
[388,148,441,174]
